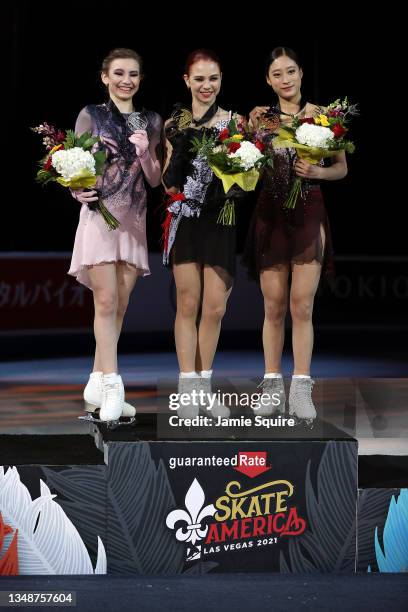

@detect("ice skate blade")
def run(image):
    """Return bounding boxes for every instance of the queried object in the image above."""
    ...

[78,414,136,428]
[289,414,316,430]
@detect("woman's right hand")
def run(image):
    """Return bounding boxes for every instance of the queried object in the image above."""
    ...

[248,106,270,129]
[70,189,98,206]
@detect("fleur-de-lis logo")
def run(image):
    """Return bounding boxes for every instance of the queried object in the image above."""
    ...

[166,478,215,547]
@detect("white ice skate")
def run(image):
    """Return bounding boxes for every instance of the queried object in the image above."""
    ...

[288,377,316,428]
[254,377,286,417]
[79,373,135,428]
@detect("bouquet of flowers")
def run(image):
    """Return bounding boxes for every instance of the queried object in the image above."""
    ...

[31,122,119,229]
[273,98,358,209]
[191,115,273,224]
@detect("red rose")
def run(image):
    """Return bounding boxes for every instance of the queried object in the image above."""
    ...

[43,156,52,171]
[228,142,241,153]
[331,123,347,139]
[300,117,314,124]
[168,192,186,202]
[255,140,265,152]
[219,128,230,142]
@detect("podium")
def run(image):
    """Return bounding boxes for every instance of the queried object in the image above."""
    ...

[1,388,407,576]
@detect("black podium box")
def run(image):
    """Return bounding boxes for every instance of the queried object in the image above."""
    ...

[1,429,407,575]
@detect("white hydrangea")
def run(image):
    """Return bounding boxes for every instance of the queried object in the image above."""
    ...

[295,124,334,149]
[228,141,263,170]
[51,147,96,180]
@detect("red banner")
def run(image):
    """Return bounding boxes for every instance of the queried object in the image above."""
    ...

[0,254,93,332]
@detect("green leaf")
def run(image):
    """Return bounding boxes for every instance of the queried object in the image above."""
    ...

[94,150,106,175]
[189,137,203,154]
[38,154,50,166]
[208,152,243,174]
[227,117,238,134]
[82,136,98,150]
[64,130,76,149]
[76,131,93,148]
[36,170,56,185]
[189,132,217,157]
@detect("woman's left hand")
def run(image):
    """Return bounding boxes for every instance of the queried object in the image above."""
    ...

[294,159,322,179]
[129,130,149,157]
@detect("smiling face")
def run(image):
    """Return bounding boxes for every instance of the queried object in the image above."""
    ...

[101,57,141,103]
[266,54,303,102]
[184,59,222,107]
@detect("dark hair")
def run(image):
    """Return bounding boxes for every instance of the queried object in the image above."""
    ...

[265,47,302,77]
[184,49,221,75]
[101,48,143,75]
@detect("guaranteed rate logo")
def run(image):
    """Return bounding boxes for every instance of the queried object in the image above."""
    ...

[168,450,271,475]
[166,460,307,562]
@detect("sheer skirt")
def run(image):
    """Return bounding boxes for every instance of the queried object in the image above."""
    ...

[243,185,334,279]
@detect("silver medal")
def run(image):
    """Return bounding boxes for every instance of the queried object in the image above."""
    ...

[127,112,148,132]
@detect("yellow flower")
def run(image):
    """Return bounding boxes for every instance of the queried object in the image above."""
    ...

[313,116,321,125]
[49,144,64,155]
[319,114,329,127]
[230,134,244,141]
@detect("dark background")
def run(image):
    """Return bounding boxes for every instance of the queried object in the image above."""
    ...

[5,4,398,256]
[2,4,406,362]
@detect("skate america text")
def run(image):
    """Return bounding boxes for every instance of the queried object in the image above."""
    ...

[197,480,306,556]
